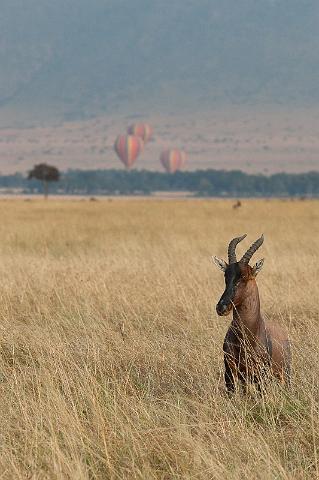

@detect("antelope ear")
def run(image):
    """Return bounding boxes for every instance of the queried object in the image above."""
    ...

[212,256,228,272]
[252,258,264,276]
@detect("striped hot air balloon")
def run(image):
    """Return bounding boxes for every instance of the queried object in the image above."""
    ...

[114,134,144,169]
[160,149,186,173]
[127,123,153,143]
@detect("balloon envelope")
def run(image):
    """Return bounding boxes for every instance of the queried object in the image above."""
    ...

[127,123,152,143]
[114,134,143,169]
[160,149,186,173]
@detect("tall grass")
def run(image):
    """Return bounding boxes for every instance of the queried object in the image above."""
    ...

[0,198,318,479]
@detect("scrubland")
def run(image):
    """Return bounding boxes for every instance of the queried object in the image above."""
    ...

[1,109,319,175]
[0,198,318,479]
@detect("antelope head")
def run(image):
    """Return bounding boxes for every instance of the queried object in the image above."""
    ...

[213,234,264,316]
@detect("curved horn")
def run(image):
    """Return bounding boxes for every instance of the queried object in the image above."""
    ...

[240,234,264,264]
[228,234,247,264]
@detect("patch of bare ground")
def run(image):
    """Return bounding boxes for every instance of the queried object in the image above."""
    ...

[0,107,319,175]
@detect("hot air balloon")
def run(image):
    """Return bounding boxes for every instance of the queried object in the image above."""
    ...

[114,134,143,169]
[160,149,186,173]
[127,123,153,143]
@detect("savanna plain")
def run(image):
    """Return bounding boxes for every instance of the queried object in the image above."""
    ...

[0,198,318,480]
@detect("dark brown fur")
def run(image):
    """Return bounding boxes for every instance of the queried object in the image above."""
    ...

[221,263,291,393]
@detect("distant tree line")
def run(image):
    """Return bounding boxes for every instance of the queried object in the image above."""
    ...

[0,169,318,197]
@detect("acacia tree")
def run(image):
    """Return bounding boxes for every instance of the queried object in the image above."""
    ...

[28,163,60,198]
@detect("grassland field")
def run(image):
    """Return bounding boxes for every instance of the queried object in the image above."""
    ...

[0,198,318,479]
[1,108,319,174]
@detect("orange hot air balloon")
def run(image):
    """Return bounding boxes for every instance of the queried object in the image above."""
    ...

[160,149,186,173]
[127,123,153,143]
[114,134,143,169]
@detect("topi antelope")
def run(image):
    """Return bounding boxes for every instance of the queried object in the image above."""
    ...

[213,234,291,394]
[232,200,242,210]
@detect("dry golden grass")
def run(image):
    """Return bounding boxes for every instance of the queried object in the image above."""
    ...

[0,198,318,479]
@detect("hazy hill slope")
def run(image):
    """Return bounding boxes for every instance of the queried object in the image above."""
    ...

[1,0,319,119]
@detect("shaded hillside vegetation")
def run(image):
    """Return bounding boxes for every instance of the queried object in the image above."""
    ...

[0,0,319,119]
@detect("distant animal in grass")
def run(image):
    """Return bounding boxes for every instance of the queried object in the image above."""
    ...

[232,200,242,210]
[213,234,291,394]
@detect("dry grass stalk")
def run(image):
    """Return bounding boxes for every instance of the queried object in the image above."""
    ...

[0,198,317,479]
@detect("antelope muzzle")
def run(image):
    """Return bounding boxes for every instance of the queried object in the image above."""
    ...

[216,290,234,316]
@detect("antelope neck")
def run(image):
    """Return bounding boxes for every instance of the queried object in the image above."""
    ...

[233,279,262,336]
